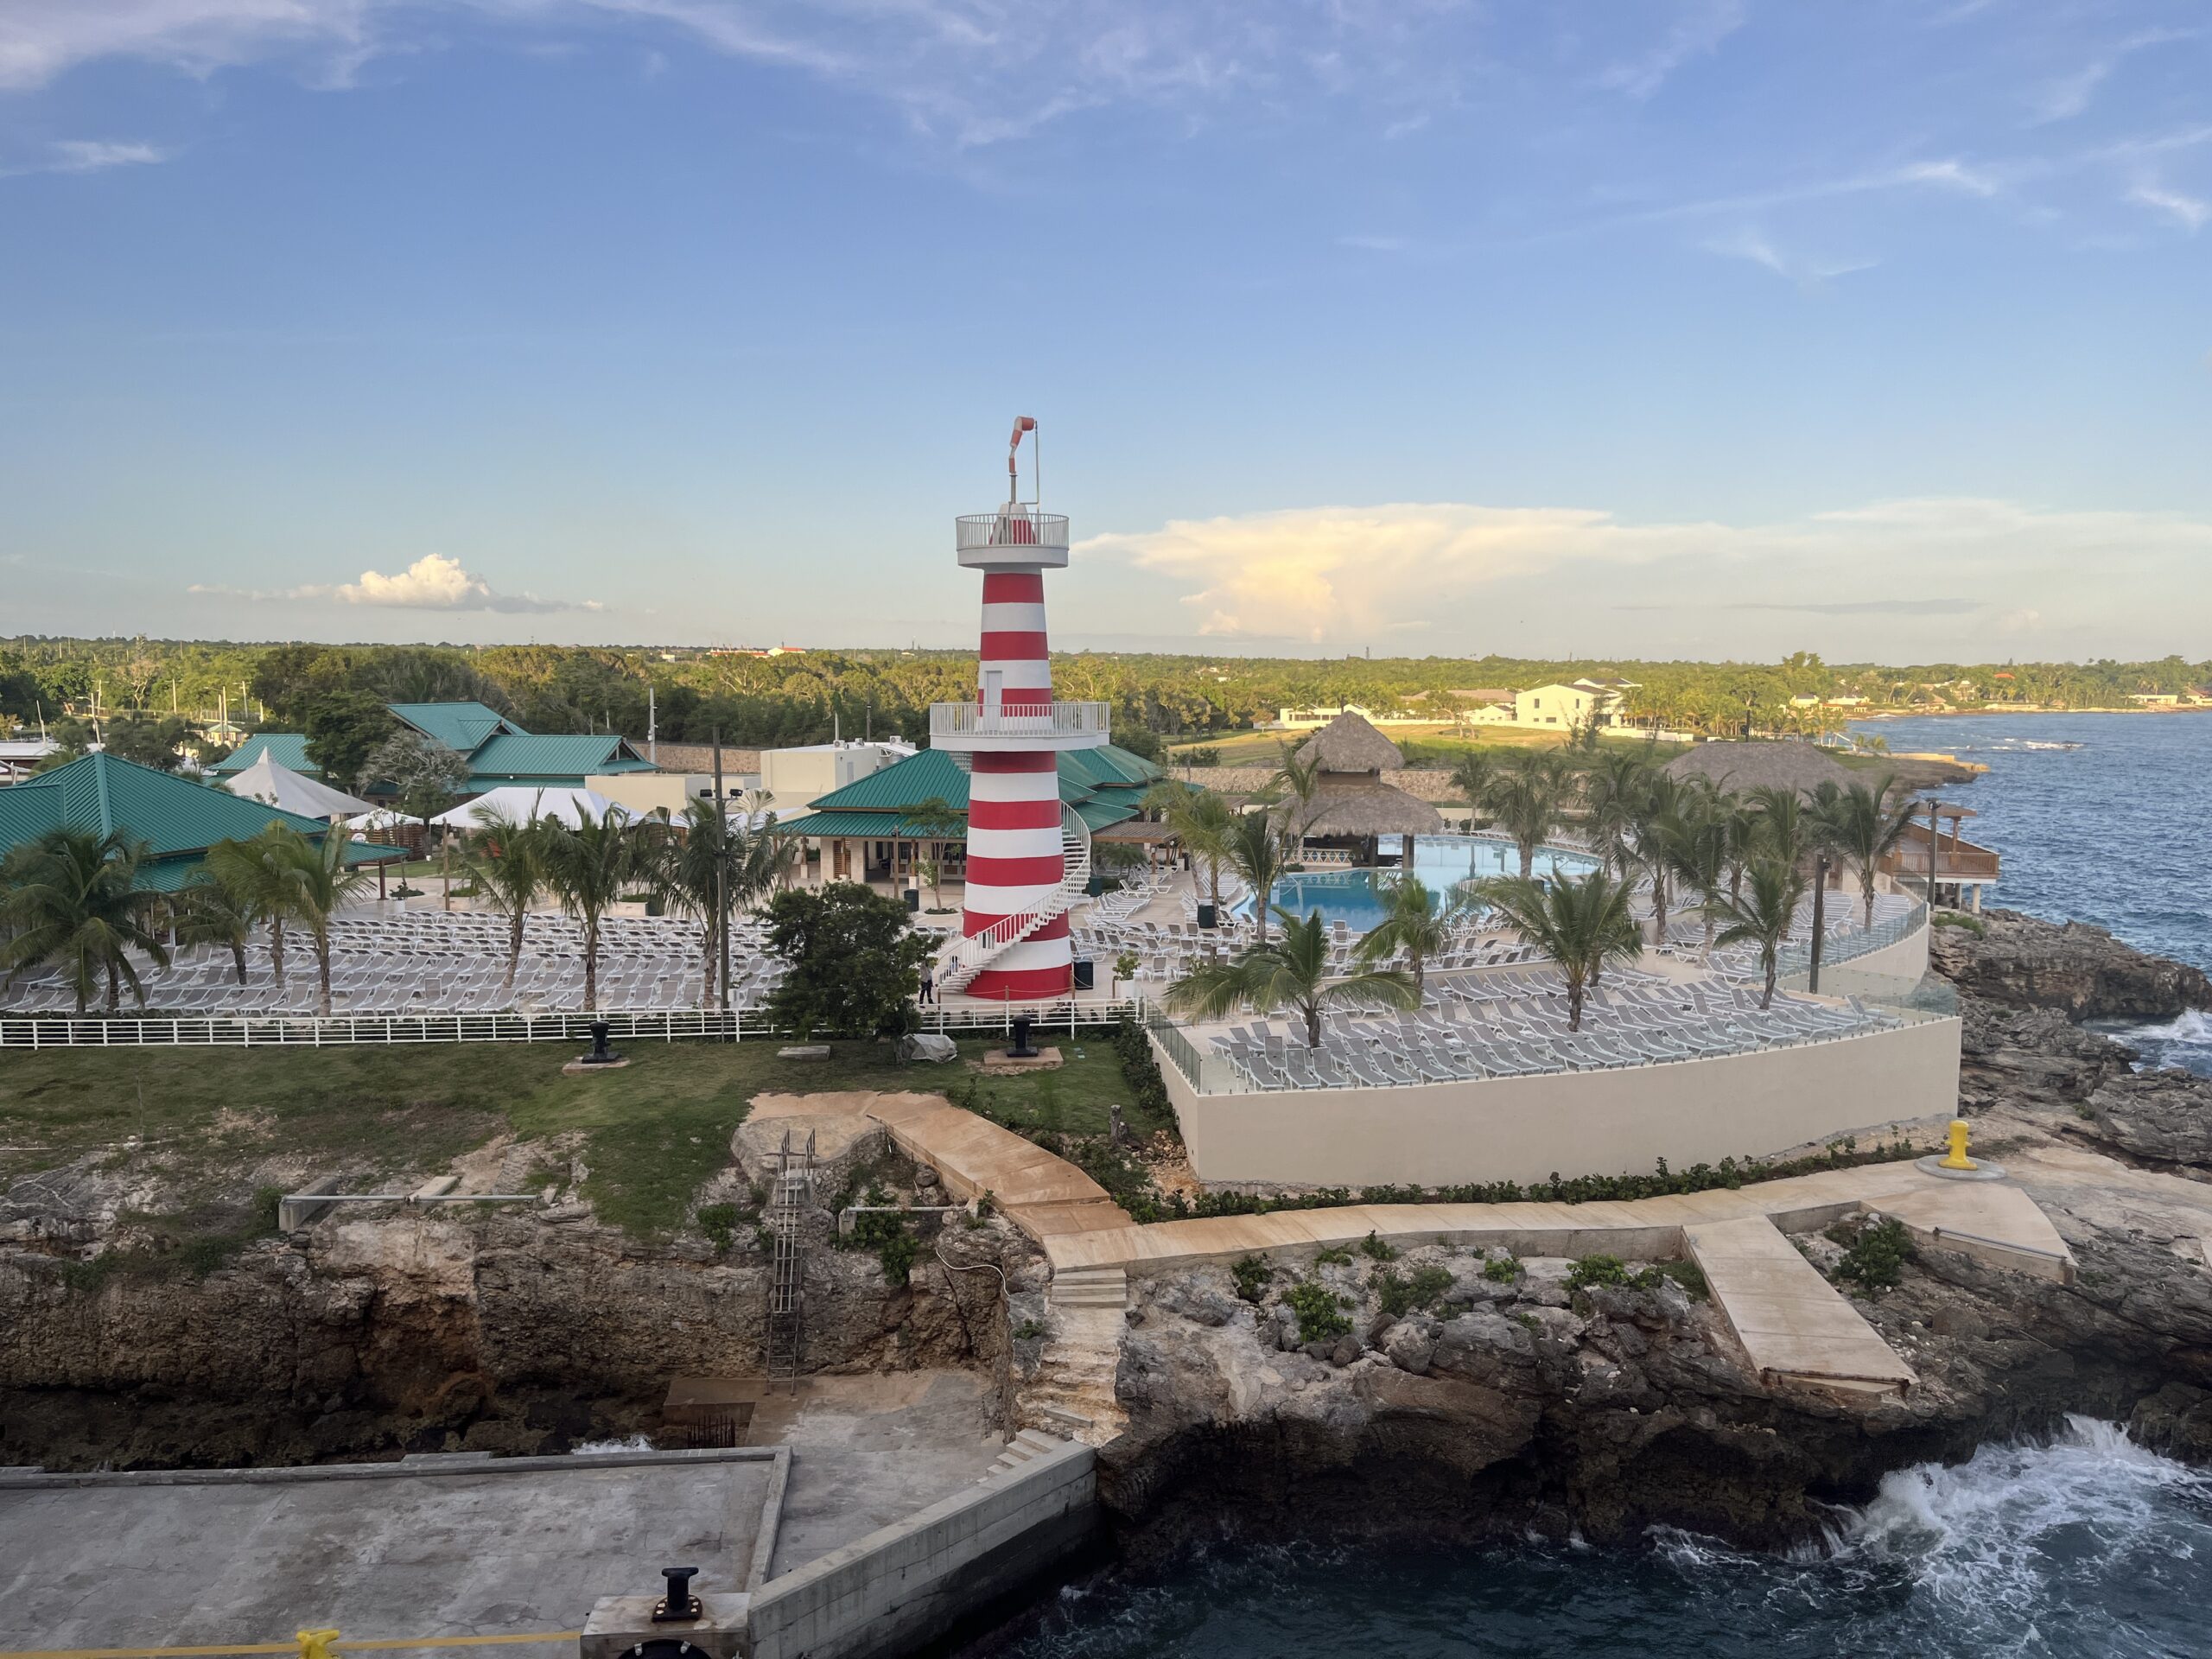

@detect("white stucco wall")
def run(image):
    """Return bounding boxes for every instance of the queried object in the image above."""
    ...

[1155,1014,1961,1189]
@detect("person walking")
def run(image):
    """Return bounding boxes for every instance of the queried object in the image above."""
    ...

[919,964,936,1005]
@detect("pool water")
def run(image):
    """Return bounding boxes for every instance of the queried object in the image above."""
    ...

[1248,837,1601,931]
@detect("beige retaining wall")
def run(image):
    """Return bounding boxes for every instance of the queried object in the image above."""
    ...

[1154,1015,1961,1189]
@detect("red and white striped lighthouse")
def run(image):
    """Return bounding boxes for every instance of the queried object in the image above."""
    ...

[929,419,1109,1002]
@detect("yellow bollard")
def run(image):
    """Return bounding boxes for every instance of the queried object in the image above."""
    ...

[297,1630,342,1659]
[1939,1118,1976,1171]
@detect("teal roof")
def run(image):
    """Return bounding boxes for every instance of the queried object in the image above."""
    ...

[799,743,1163,841]
[391,701,526,754]
[0,752,370,893]
[466,733,652,785]
[213,734,320,776]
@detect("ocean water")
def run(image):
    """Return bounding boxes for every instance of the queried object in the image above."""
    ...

[1849,712,2212,1075]
[1020,1421,2212,1659]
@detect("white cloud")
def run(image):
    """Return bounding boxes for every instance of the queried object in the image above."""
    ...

[1338,232,1409,252]
[1077,496,2212,652]
[1895,158,1999,197]
[0,0,375,91]
[0,138,168,178]
[2127,181,2209,231]
[191,552,601,612]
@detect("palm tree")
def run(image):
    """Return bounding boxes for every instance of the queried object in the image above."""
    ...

[1269,741,1324,847]
[1146,783,1235,915]
[1746,785,1810,870]
[0,828,168,1014]
[655,798,786,1007]
[1224,810,1287,944]
[1355,874,1459,997]
[537,804,641,1012]
[465,802,549,995]
[1446,751,1501,834]
[1717,791,1758,906]
[1489,750,1573,880]
[1710,858,1810,1008]
[1166,907,1418,1048]
[175,872,257,985]
[1583,747,1655,884]
[204,824,304,989]
[1630,770,1693,947]
[1473,869,1643,1031]
[279,825,376,1016]
[1657,798,1731,957]
[899,797,966,901]
[1824,774,1917,931]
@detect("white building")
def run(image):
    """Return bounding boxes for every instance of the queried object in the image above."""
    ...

[756,740,915,820]
[1512,677,1638,730]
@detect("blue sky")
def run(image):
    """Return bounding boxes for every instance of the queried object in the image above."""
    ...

[2,1,2209,660]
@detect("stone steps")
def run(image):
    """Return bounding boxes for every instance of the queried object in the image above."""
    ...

[978,1427,1067,1482]
[1049,1266,1128,1310]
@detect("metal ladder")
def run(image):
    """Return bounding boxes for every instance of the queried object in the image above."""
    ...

[765,1128,815,1390]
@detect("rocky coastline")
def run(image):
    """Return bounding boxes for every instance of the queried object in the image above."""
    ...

[1071,906,2212,1573]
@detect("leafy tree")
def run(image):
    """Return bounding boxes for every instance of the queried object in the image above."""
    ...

[1709,858,1810,1008]
[1582,747,1655,883]
[302,691,398,794]
[1447,750,1502,832]
[100,713,200,772]
[363,729,471,834]
[1355,874,1461,996]
[899,796,966,909]
[653,798,785,1007]
[0,828,168,1014]
[1656,794,1731,957]
[1473,869,1644,1032]
[1488,749,1575,879]
[1166,907,1418,1049]
[763,884,932,1041]
[537,804,645,1012]
[1269,741,1324,844]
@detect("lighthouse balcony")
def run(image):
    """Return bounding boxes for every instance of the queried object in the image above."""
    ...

[956,511,1071,569]
[930,699,1110,764]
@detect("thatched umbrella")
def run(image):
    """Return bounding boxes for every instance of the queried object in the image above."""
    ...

[1662,741,1856,798]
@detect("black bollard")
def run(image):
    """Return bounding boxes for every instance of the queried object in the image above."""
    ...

[652,1566,702,1622]
[1009,1012,1037,1058]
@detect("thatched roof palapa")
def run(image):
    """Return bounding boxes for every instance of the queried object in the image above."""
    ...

[1662,741,1857,798]
[1295,710,1406,774]
[1280,777,1446,839]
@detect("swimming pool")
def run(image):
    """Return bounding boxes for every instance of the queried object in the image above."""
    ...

[1243,836,1601,931]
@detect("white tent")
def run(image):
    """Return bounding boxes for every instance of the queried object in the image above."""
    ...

[429,786,633,831]
[223,754,372,817]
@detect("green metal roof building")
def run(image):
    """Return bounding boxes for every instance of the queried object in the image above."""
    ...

[0,752,398,893]
[213,701,655,795]
[787,742,1163,882]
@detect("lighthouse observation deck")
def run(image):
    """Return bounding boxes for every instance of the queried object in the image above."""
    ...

[957,509,1070,569]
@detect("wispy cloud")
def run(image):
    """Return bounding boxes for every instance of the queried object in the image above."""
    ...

[1895,158,2000,197]
[190,552,602,613]
[1597,0,1746,99]
[0,138,168,179]
[1338,232,1409,252]
[2031,29,2196,124]
[2127,181,2209,231]
[1702,226,1875,288]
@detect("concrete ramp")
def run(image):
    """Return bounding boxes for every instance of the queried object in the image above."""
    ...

[1684,1216,1916,1396]
[1869,1181,2076,1283]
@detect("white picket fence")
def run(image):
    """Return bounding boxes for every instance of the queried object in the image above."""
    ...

[0,999,1146,1051]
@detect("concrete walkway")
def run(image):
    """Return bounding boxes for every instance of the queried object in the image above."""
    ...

[1685,1216,1916,1395]
[759,1090,2075,1411]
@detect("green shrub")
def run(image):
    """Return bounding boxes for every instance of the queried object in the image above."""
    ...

[1357,1230,1400,1262]
[1567,1253,1665,1294]
[1654,1259,1708,1300]
[696,1204,738,1253]
[1482,1253,1522,1283]
[1012,1318,1047,1341]
[1313,1245,1353,1267]
[1377,1263,1456,1319]
[1230,1254,1273,1303]
[1934,912,1987,936]
[1830,1217,1914,1289]
[1283,1277,1353,1344]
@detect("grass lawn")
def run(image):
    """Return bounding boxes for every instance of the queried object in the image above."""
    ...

[0,1033,1150,1243]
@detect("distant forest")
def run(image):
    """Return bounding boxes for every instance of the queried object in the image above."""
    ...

[3,636,2208,757]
